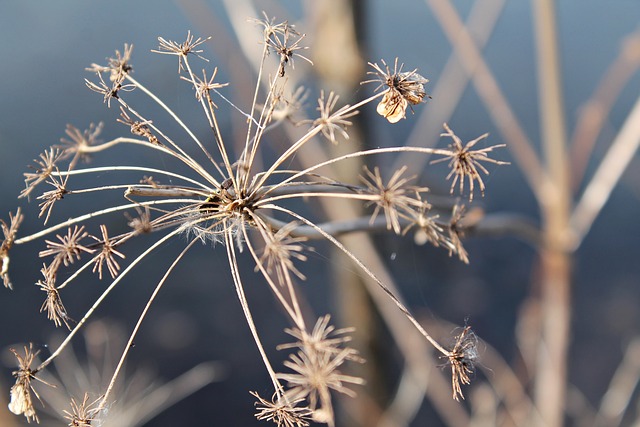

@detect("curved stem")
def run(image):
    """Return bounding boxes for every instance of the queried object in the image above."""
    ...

[264,204,450,356]
[15,199,201,244]
[98,235,199,411]
[56,165,214,191]
[257,145,449,200]
[224,221,283,394]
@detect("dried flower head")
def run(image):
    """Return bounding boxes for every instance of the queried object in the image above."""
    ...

[269,86,308,123]
[1,208,23,289]
[39,225,95,269]
[108,44,134,84]
[252,12,290,40]
[84,73,120,107]
[402,195,446,247]
[376,90,408,124]
[277,317,364,426]
[304,90,358,144]
[1,18,509,424]
[63,393,101,427]
[278,315,364,363]
[251,391,312,427]
[363,58,430,123]
[264,22,312,77]
[359,165,428,235]
[126,205,154,235]
[183,67,229,104]
[152,31,211,71]
[20,148,65,199]
[36,263,72,329]
[85,45,136,107]
[444,325,479,401]
[8,343,52,423]
[258,221,309,284]
[432,123,508,201]
[37,174,69,225]
[117,107,159,145]
[279,347,364,426]
[58,122,105,163]
[91,224,125,279]
[32,320,218,427]
[86,44,133,84]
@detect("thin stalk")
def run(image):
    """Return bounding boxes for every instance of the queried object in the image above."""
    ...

[570,94,640,247]
[570,30,640,187]
[98,237,199,411]
[243,73,281,189]
[56,165,214,192]
[532,1,572,426]
[183,62,237,189]
[179,57,222,173]
[247,211,306,327]
[67,184,150,196]
[56,259,95,290]
[258,191,377,206]
[257,144,448,200]
[224,221,283,394]
[204,87,237,188]
[15,199,200,244]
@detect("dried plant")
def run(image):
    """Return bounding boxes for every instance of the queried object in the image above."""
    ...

[431,123,509,202]
[0,208,23,289]
[62,393,100,427]
[362,58,431,123]
[443,325,479,401]
[251,391,312,427]
[2,14,507,426]
[8,344,53,424]
[36,264,71,330]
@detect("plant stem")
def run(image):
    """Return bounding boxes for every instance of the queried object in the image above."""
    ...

[532,0,572,425]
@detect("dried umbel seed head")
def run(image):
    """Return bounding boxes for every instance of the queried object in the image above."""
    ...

[8,344,53,423]
[20,148,65,200]
[431,123,509,201]
[85,44,136,107]
[63,393,101,427]
[359,165,428,234]
[1,208,24,289]
[362,58,430,123]
[2,18,508,425]
[251,391,312,427]
[276,316,364,426]
[444,325,479,400]
[301,90,359,144]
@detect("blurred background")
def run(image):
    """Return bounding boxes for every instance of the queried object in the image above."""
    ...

[1,0,639,426]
